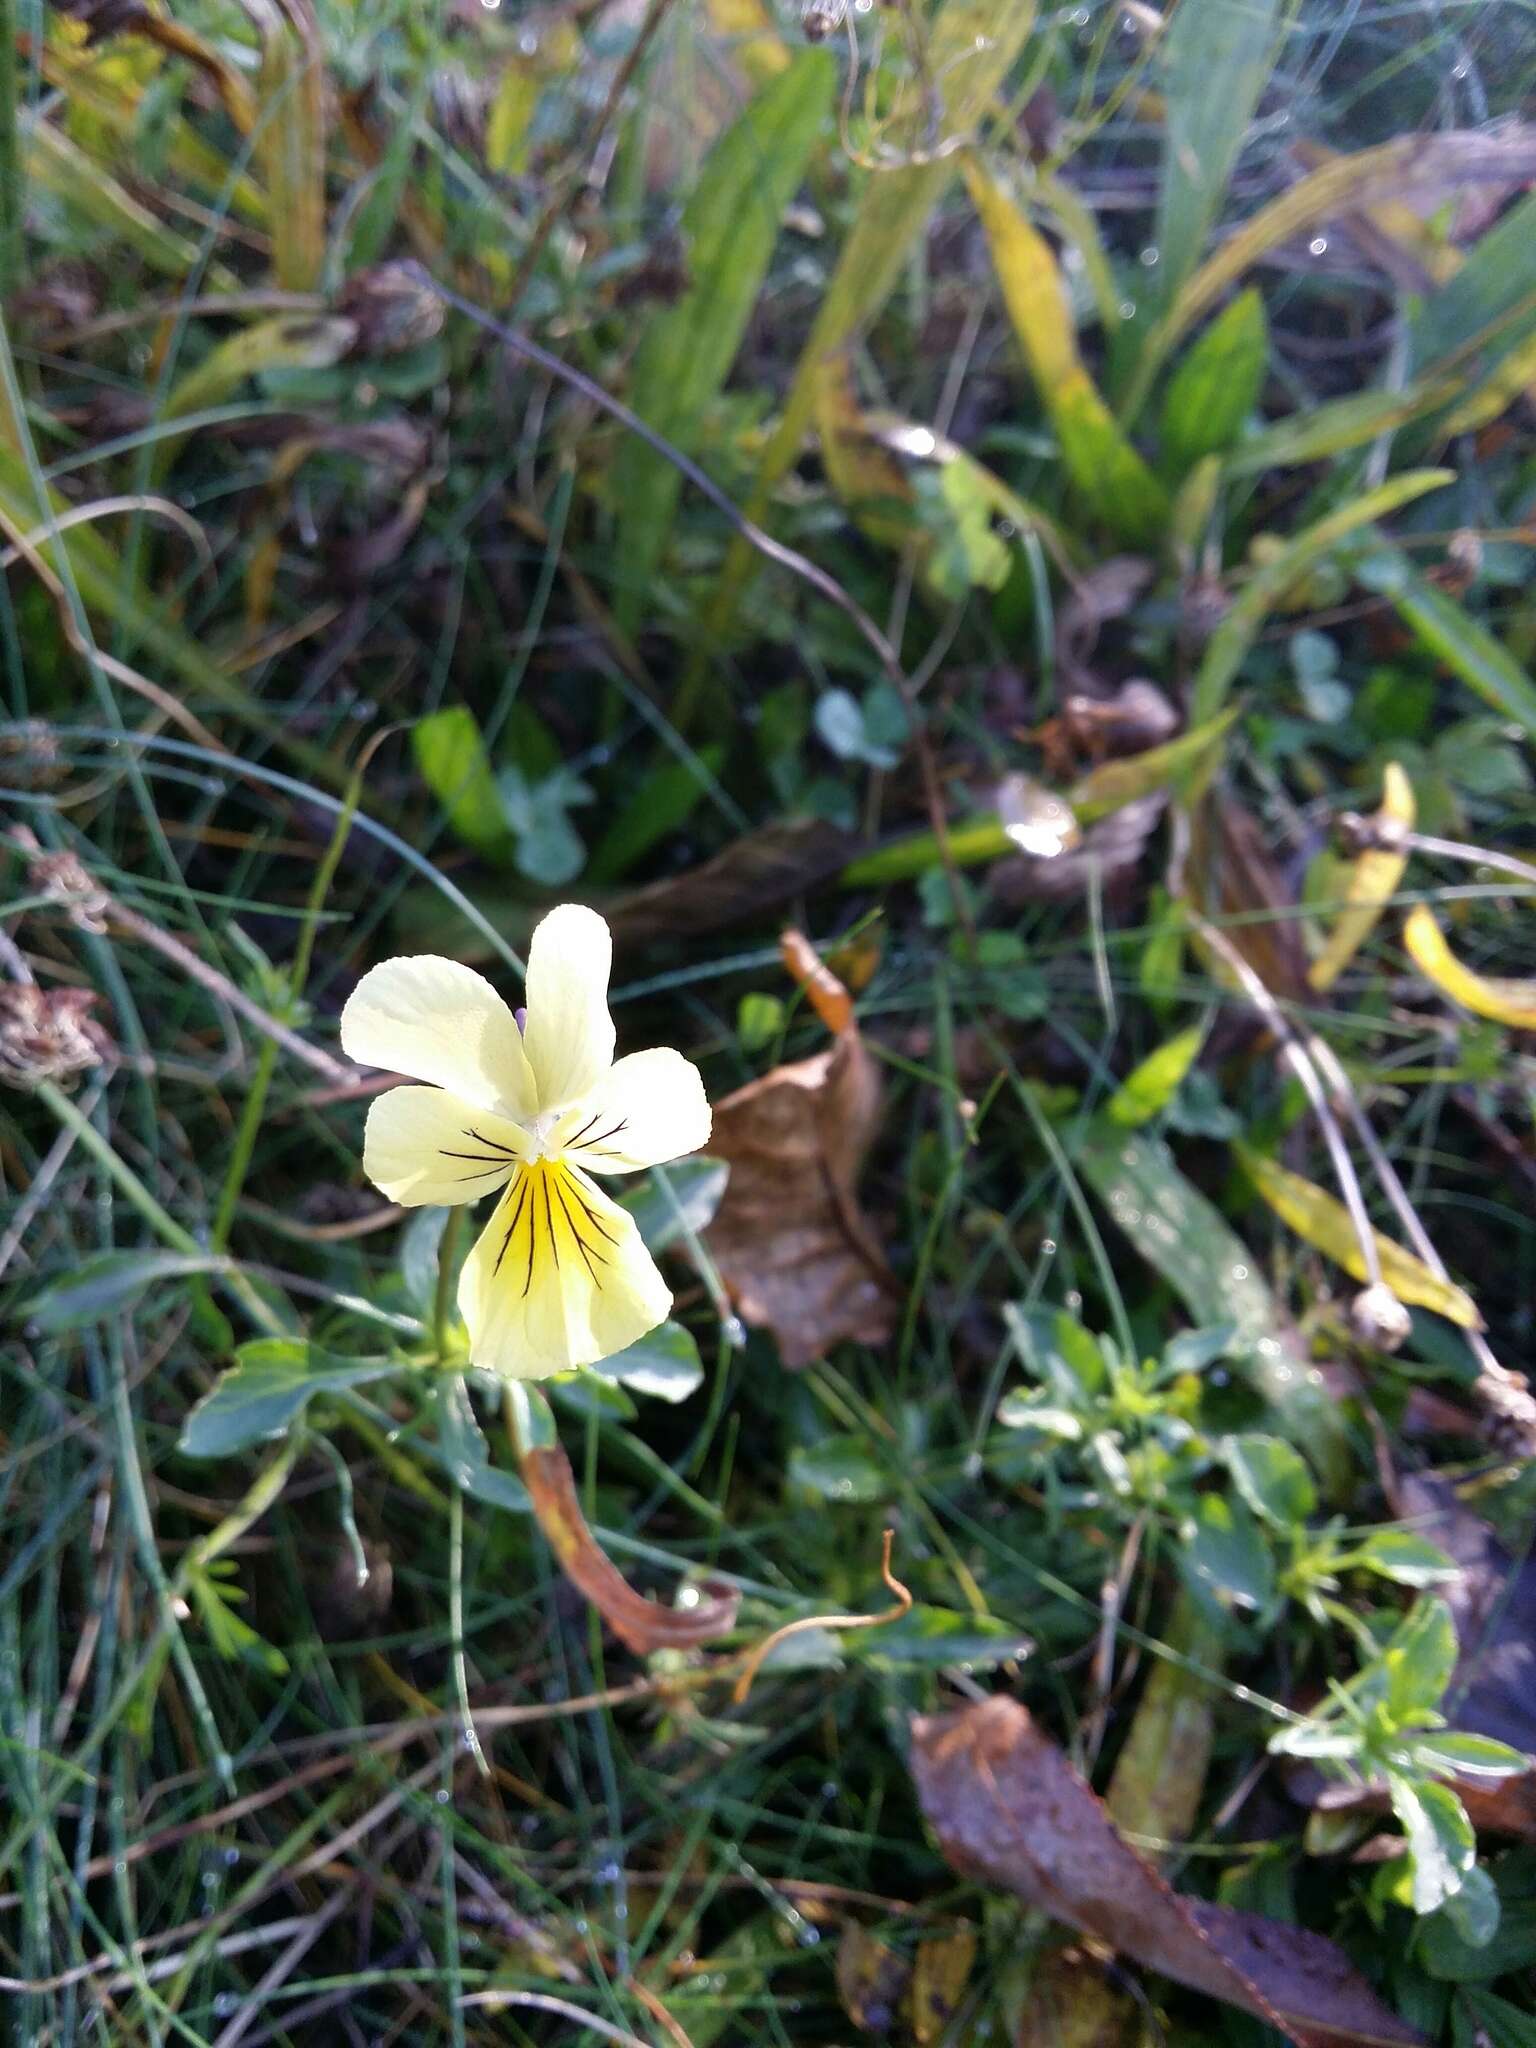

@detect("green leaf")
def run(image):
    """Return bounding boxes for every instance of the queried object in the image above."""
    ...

[1423,1899,1536,1982]
[1181,1493,1274,1612]
[398,1206,450,1319]
[1462,1989,1536,2048]
[1413,1733,1529,1781]
[1223,1434,1317,1527]
[1189,469,1453,727]
[179,1341,395,1459]
[425,1377,529,1512]
[186,1566,289,1677]
[1363,553,1536,744]
[622,1158,729,1253]
[789,1438,888,1505]
[1224,382,1454,478]
[855,1606,1034,1671]
[613,50,836,629]
[588,745,726,883]
[1149,0,1283,312]
[499,763,591,886]
[1411,191,1536,378]
[1387,1597,1460,1723]
[1105,1026,1206,1128]
[1390,1774,1476,1916]
[1076,1126,1349,1486]
[25,1250,222,1333]
[590,1321,705,1405]
[1351,1529,1459,1590]
[412,705,514,862]
[1159,290,1268,475]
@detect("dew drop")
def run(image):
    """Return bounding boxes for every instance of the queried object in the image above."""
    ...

[1139,246,1159,268]
[799,1923,822,1947]
[722,1313,748,1349]
[435,1787,451,1805]
[1040,1238,1057,1257]
[1231,1264,1248,1281]
[1118,300,1137,320]
[212,1994,240,2019]
[1309,236,1328,256]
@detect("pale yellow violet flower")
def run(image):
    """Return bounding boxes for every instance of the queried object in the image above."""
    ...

[340,904,710,1378]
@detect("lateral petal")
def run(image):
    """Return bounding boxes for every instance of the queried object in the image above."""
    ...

[362,1086,528,1207]
[341,955,536,1116]
[556,1048,712,1175]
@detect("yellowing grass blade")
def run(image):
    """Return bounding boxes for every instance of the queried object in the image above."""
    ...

[964,159,1169,546]
[1309,763,1415,991]
[1403,903,1536,1030]
[244,0,327,290]
[681,0,1035,712]
[1239,1146,1483,1329]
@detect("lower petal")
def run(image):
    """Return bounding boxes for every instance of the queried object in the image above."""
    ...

[458,1161,671,1378]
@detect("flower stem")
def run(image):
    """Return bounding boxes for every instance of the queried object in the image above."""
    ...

[433,1205,463,1364]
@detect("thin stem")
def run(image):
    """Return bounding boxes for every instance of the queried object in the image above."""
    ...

[1187,913,1383,1291]
[448,1482,488,1777]
[433,1205,463,1364]
[0,0,18,298]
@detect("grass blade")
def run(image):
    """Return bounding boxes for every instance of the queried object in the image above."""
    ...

[965,158,1169,545]
[613,48,835,634]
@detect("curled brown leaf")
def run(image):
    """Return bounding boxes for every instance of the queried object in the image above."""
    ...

[703,930,898,1368]
[910,1696,1423,2048]
[518,1443,738,1654]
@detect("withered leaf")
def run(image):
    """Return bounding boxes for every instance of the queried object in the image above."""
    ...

[607,818,858,950]
[910,1696,1423,2048]
[703,932,898,1368]
[907,1927,976,2045]
[519,1442,738,1654]
[1188,792,1310,1007]
[1014,1948,1141,2048]
[836,1923,911,2035]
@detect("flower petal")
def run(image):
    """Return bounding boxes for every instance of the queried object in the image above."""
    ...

[458,1160,670,1377]
[521,904,615,1112]
[341,955,536,1116]
[556,1048,712,1175]
[362,1086,528,1206]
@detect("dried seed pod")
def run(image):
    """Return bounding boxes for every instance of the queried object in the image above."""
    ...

[0,985,113,1092]
[336,261,445,356]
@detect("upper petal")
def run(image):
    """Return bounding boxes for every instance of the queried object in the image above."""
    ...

[362,1086,528,1206]
[457,1160,671,1377]
[520,904,615,1112]
[341,955,536,1116]
[555,1048,711,1175]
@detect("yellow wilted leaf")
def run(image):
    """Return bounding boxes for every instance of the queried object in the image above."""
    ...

[906,1928,977,2044]
[963,159,1169,546]
[1310,762,1415,991]
[1403,902,1536,1030]
[1239,1145,1483,1328]
[812,354,915,552]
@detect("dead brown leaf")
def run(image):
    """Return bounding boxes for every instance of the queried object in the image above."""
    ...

[703,930,898,1368]
[1187,792,1310,1007]
[606,819,859,951]
[1014,1949,1141,2048]
[836,1923,912,2035]
[910,1696,1424,2048]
